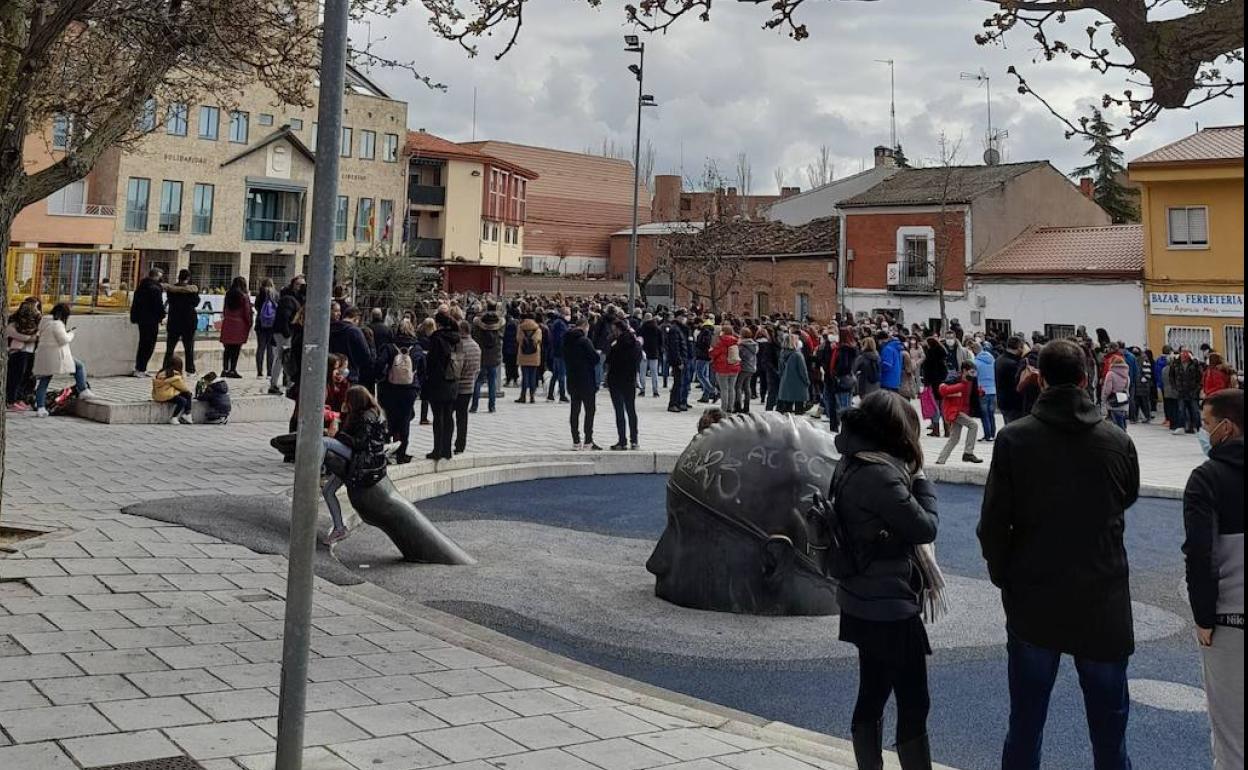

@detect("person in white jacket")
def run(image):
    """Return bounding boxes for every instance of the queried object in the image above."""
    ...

[32,302,96,416]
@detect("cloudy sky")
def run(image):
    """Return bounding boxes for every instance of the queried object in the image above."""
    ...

[356,0,1243,193]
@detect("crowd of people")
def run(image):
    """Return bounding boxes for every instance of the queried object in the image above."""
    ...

[4,297,99,416]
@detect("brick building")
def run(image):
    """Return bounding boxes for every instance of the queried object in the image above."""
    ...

[650,174,799,223]
[838,161,1111,330]
[461,141,647,275]
[608,218,839,319]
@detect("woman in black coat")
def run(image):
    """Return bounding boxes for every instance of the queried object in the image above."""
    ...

[919,336,949,437]
[376,319,425,464]
[605,320,641,450]
[833,390,939,770]
[423,311,461,461]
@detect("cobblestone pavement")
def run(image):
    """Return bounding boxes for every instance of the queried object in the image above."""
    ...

[1,379,1203,770]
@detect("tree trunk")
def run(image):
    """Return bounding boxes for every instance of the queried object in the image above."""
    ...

[0,174,21,522]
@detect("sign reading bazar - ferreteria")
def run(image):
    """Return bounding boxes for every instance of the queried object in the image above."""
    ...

[1149,291,1245,317]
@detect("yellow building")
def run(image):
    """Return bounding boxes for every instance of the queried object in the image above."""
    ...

[1130,125,1244,371]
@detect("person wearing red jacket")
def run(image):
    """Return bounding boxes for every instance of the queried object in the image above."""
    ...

[1203,352,1238,397]
[709,324,743,413]
[937,361,984,465]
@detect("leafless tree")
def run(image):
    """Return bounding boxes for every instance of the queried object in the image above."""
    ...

[773,167,786,194]
[427,0,1243,140]
[930,133,964,329]
[735,151,753,195]
[805,144,833,189]
[652,220,750,312]
[0,0,440,513]
[685,156,726,193]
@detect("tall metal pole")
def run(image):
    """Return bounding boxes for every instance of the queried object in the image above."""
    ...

[627,43,644,312]
[274,2,348,768]
[985,76,993,151]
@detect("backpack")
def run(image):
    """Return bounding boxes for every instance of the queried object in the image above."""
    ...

[520,329,538,356]
[726,344,741,365]
[258,298,277,329]
[444,347,465,382]
[388,347,414,386]
[805,455,896,580]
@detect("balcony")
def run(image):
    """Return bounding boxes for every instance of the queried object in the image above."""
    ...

[47,201,116,218]
[246,218,302,243]
[407,238,443,259]
[889,258,938,294]
[408,183,446,207]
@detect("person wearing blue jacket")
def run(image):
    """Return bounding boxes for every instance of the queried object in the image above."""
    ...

[1121,343,1141,421]
[877,332,905,391]
[546,310,569,402]
[973,341,998,441]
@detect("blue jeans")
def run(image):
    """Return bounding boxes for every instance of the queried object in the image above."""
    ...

[659,354,670,386]
[638,358,659,395]
[594,353,605,389]
[34,360,89,409]
[520,365,539,398]
[1108,410,1128,430]
[981,394,998,439]
[546,357,567,400]
[694,359,718,399]
[320,437,353,533]
[471,365,498,411]
[1003,633,1131,770]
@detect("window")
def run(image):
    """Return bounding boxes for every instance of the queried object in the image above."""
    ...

[985,319,1013,340]
[382,133,399,162]
[378,199,394,242]
[198,106,219,140]
[125,178,151,231]
[258,113,274,127]
[482,221,491,241]
[1166,326,1214,358]
[166,103,188,136]
[52,115,71,150]
[795,293,810,320]
[360,130,376,160]
[228,111,249,143]
[902,235,930,277]
[1044,324,1077,340]
[159,181,183,233]
[191,184,214,235]
[246,187,305,242]
[928,318,944,334]
[754,292,770,317]
[289,118,303,131]
[517,178,527,221]
[334,196,349,241]
[47,180,87,215]
[491,223,500,243]
[1224,325,1244,374]
[340,127,353,157]
[1167,206,1209,248]
[355,197,374,241]
[138,98,157,133]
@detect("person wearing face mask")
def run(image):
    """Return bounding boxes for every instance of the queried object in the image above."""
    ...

[1170,347,1205,435]
[1182,389,1243,770]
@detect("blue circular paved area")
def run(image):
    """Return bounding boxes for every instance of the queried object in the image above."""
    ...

[420,475,1209,770]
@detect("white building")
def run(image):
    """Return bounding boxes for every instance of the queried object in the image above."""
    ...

[967,224,1147,344]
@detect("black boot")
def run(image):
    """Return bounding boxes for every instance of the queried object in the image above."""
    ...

[895,733,932,770]
[851,721,883,770]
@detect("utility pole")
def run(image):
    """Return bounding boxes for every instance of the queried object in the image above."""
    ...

[274,1,347,767]
[876,59,896,149]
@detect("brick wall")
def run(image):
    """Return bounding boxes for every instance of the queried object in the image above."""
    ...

[844,210,966,290]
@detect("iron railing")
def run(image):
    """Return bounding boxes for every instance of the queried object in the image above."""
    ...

[47,201,116,217]
[408,183,446,206]
[6,247,140,313]
[407,238,443,259]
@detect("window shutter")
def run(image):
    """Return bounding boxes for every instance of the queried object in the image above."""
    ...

[1188,208,1209,244]
[1168,208,1190,245]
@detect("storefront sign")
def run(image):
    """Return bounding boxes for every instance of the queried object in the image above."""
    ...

[1148,291,1244,317]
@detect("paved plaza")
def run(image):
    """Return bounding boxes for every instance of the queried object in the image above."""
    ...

[1,380,1210,770]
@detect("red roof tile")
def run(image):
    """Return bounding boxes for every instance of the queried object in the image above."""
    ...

[969,224,1143,276]
[1131,126,1244,166]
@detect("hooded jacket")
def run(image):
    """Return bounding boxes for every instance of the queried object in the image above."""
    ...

[709,333,741,376]
[273,288,300,338]
[606,330,642,391]
[130,277,166,326]
[737,338,759,374]
[1182,438,1244,629]
[776,347,810,404]
[562,328,600,397]
[663,320,687,365]
[975,350,997,395]
[472,312,504,368]
[548,315,569,360]
[878,338,904,390]
[32,317,76,377]
[854,350,882,397]
[833,418,939,621]
[1102,355,1131,411]
[978,384,1140,661]
[164,283,201,334]
[994,350,1024,413]
[694,323,715,361]
[516,318,543,368]
[456,335,482,396]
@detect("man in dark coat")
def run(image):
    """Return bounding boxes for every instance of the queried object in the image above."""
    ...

[993,335,1026,424]
[470,304,503,413]
[563,316,601,450]
[978,338,1140,770]
[546,309,569,402]
[268,280,303,394]
[663,313,688,413]
[1182,390,1244,769]
[327,301,372,385]
[163,269,200,374]
[423,310,461,460]
[129,268,166,377]
[502,313,519,387]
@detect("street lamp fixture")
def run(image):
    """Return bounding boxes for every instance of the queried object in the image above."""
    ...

[624,35,654,311]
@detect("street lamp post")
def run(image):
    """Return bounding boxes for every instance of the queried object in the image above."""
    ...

[625,36,656,312]
[274,1,348,768]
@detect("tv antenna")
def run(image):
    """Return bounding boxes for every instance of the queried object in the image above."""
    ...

[960,69,1006,164]
[876,59,896,149]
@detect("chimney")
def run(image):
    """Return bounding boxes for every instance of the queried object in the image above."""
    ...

[874,145,897,169]
[727,187,738,197]
[1079,177,1095,199]
[780,186,800,198]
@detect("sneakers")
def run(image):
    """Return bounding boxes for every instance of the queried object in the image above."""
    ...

[1171,428,1184,435]
[178,414,193,425]
[630,442,640,450]
[169,416,181,425]
[667,406,682,413]
[962,453,983,464]
[7,402,29,412]
[322,527,349,546]
[572,442,583,451]
[609,443,627,451]
[35,408,49,418]
[78,388,98,402]
[268,386,283,395]
[132,369,148,378]
[586,443,603,451]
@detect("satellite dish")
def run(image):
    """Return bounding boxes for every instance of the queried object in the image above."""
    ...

[983,147,1001,166]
